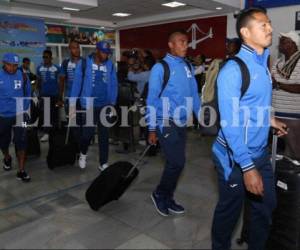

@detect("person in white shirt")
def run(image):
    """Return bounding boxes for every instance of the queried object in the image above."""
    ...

[272,30,300,161]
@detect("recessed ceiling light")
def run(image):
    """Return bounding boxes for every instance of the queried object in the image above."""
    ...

[62,7,80,12]
[162,1,186,8]
[112,13,131,17]
[216,7,223,10]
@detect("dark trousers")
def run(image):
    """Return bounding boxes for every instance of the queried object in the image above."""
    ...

[155,122,186,200]
[0,116,27,151]
[80,107,109,165]
[211,149,276,250]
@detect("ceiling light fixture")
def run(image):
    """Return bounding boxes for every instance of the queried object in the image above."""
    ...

[112,12,131,17]
[63,7,80,12]
[162,1,186,8]
[216,7,223,10]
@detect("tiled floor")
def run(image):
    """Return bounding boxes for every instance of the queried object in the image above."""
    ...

[0,130,247,249]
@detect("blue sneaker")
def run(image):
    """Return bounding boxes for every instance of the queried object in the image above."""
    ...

[151,192,169,217]
[167,199,185,214]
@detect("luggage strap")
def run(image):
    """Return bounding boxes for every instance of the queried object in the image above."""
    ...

[125,145,151,178]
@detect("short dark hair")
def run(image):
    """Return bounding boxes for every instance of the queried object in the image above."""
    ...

[168,29,188,42]
[23,57,30,63]
[69,40,79,47]
[236,7,267,40]
[43,49,52,57]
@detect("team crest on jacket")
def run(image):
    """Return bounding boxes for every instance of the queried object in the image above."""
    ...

[184,66,192,78]
[14,80,22,89]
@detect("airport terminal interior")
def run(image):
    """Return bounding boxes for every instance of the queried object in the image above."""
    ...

[0,0,300,249]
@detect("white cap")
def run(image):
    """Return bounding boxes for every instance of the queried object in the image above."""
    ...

[280,30,300,46]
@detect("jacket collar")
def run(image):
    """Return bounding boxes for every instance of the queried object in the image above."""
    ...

[166,53,185,62]
[240,44,270,66]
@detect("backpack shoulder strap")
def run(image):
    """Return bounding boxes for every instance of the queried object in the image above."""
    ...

[158,59,170,98]
[225,56,250,98]
[183,59,192,72]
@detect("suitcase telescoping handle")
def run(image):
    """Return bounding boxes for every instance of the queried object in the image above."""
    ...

[125,145,152,179]
[65,125,70,145]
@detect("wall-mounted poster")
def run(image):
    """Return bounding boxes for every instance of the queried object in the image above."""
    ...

[120,16,227,59]
[246,0,300,8]
[0,15,45,68]
[46,24,115,45]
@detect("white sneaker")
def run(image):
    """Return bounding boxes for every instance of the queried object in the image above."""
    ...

[40,134,49,142]
[78,153,87,169]
[98,163,109,172]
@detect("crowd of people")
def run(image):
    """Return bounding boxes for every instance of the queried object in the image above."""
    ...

[0,6,299,250]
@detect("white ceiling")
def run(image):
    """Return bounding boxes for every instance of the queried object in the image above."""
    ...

[0,0,242,29]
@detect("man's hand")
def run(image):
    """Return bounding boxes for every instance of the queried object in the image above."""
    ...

[55,100,64,107]
[271,117,288,137]
[148,131,158,145]
[68,106,76,120]
[243,168,264,196]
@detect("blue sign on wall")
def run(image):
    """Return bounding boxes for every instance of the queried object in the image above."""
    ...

[246,0,300,8]
[0,15,45,71]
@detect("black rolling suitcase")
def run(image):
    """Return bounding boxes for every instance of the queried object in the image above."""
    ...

[86,145,150,211]
[47,126,77,169]
[26,127,40,157]
[266,140,300,250]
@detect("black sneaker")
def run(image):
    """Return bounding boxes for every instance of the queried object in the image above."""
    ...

[3,157,12,171]
[167,199,185,214]
[151,192,169,217]
[16,171,31,182]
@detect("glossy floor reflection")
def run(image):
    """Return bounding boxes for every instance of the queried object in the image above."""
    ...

[0,130,246,249]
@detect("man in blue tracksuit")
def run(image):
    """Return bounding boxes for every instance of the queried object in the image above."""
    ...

[0,53,31,182]
[70,41,118,171]
[36,49,60,142]
[57,40,82,108]
[147,30,201,216]
[211,8,287,250]
[57,40,83,148]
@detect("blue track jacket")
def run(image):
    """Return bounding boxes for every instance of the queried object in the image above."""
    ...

[213,44,273,180]
[70,56,118,109]
[146,53,201,131]
[0,69,31,117]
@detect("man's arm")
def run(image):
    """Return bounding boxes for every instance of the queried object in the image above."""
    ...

[277,82,300,93]
[217,62,255,172]
[35,67,41,95]
[146,63,164,145]
[110,62,118,105]
[271,117,288,137]
[191,73,201,120]
[69,60,83,107]
[57,75,65,107]
[218,62,264,196]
